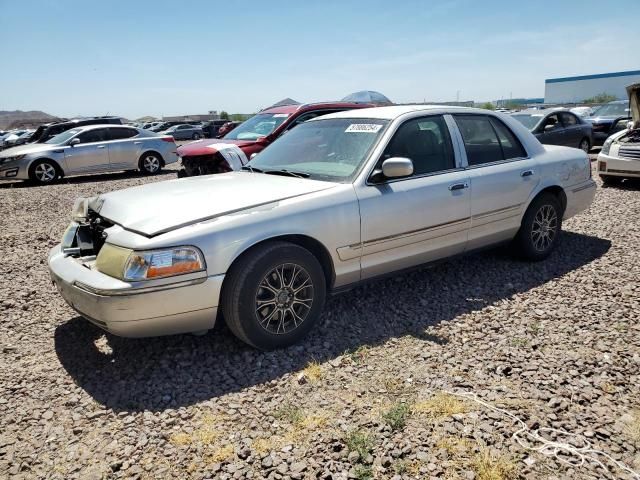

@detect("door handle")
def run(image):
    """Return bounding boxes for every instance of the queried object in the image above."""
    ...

[521,170,534,177]
[448,182,469,191]
[96,145,106,149]
[133,141,142,144]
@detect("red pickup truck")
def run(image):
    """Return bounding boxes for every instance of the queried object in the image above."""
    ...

[177,101,373,176]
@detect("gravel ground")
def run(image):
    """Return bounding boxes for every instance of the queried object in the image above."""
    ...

[0,160,639,480]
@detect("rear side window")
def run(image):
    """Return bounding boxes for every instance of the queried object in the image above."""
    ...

[560,112,578,126]
[108,128,138,140]
[454,115,526,165]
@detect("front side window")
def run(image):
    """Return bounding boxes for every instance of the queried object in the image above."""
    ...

[593,102,628,117]
[77,129,107,144]
[248,118,388,182]
[454,115,525,165]
[382,115,455,175]
[224,113,289,140]
[542,114,561,130]
[44,128,82,144]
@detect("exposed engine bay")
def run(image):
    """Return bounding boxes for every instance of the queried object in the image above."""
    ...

[61,210,113,258]
[618,124,640,144]
[177,153,233,177]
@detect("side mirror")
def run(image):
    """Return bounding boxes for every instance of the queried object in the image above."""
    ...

[544,124,556,132]
[69,138,80,146]
[381,157,414,178]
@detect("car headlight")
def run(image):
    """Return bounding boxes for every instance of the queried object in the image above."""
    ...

[601,136,615,155]
[0,154,26,164]
[95,244,205,281]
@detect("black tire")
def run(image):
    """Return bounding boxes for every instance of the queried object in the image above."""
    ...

[600,174,622,186]
[139,152,162,175]
[221,241,326,350]
[513,193,563,261]
[578,137,591,153]
[28,159,60,185]
[192,132,201,140]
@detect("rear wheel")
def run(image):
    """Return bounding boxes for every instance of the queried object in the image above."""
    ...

[29,159,59,185]
[578,137,590,153]
[513,193,562,261]
[600,174,622,186]
[139,153,162,175]
[221,241,326,350]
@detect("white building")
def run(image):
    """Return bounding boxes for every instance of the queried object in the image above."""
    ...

[544,70,640,104]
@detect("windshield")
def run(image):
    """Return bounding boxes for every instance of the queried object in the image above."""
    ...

[511,114,543,130]
[45,128,81,144]
[593,102,629,117]
[247,118,388,182]
[224,113,289,140]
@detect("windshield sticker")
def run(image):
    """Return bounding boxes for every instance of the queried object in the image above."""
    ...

[273,114,289,118]
[345,124,383,133]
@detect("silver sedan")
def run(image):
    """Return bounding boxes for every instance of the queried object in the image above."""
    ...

[49,106,595,349]
[0,125,179,184]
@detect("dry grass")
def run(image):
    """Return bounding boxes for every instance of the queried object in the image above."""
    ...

[168,413,224,446]
[413,392,470,420]
[436,436,475,456]
[471,447,519,480]
[622,410,640,444]
[207,444,234,463]
[302,360,324,383]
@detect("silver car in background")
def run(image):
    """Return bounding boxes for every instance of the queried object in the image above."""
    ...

[49,106,595,350]
[160,124,204,141]
[0,125,179,184]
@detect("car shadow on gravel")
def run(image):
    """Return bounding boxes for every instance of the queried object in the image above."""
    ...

[54,231,611,412]
[0,170,176,189]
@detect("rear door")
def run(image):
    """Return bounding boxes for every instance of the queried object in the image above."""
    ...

[452,114,538,250]
[63,128,110,174]
[559,112,581,148]
[106,127,140,171]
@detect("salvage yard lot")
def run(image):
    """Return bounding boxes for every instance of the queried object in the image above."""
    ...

[0,161,638,479]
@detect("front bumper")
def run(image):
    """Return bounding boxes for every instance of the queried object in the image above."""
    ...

[48,245,223,337]
[597,151,640,178]
[0,161,28,180]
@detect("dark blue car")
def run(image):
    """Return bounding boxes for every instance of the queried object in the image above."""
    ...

[586,100,631,146]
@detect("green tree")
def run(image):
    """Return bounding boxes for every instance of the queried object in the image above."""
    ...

[583,93,616,104]
[219,111,230,120]
[479,102,495,111]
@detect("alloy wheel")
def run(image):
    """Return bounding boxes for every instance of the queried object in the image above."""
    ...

[579,139,590,153]
[531,204,558,252]
[34,163,56,182]
[254,263,314,335]
[143,155,160,173]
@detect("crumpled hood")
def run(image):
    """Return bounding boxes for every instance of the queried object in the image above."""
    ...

[177,138,256,157]
[626,82,640,126]
[0,142,56,158]
[89,172,336,237]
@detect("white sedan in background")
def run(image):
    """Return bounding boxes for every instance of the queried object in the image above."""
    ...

[49,105,595,349]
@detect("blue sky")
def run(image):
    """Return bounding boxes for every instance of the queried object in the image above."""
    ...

[1,0,638,119]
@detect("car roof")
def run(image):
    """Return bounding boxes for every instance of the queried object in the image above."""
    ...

[260,101,375,115]
[67,124,136,132]
[314,105,494,120]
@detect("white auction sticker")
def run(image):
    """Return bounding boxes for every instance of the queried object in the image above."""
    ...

[345,124,382,133]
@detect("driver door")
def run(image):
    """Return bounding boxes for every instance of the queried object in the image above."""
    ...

[354,115,471,280]
[537,113,565,145]
[63,128,110,174]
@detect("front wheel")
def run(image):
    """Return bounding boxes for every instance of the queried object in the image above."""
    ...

[29,159,60,185]
[221,242,326,350]
[139,153,162,175]
[513,193,562,261]
[192,133,201,140]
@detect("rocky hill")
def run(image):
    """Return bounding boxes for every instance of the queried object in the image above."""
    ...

[0,110,60,130]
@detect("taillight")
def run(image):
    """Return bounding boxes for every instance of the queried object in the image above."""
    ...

[599,161,607,171]
[161,136,175,143]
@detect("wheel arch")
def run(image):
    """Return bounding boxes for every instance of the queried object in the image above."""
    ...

[525,184,567,217]
[224,234,336,290]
